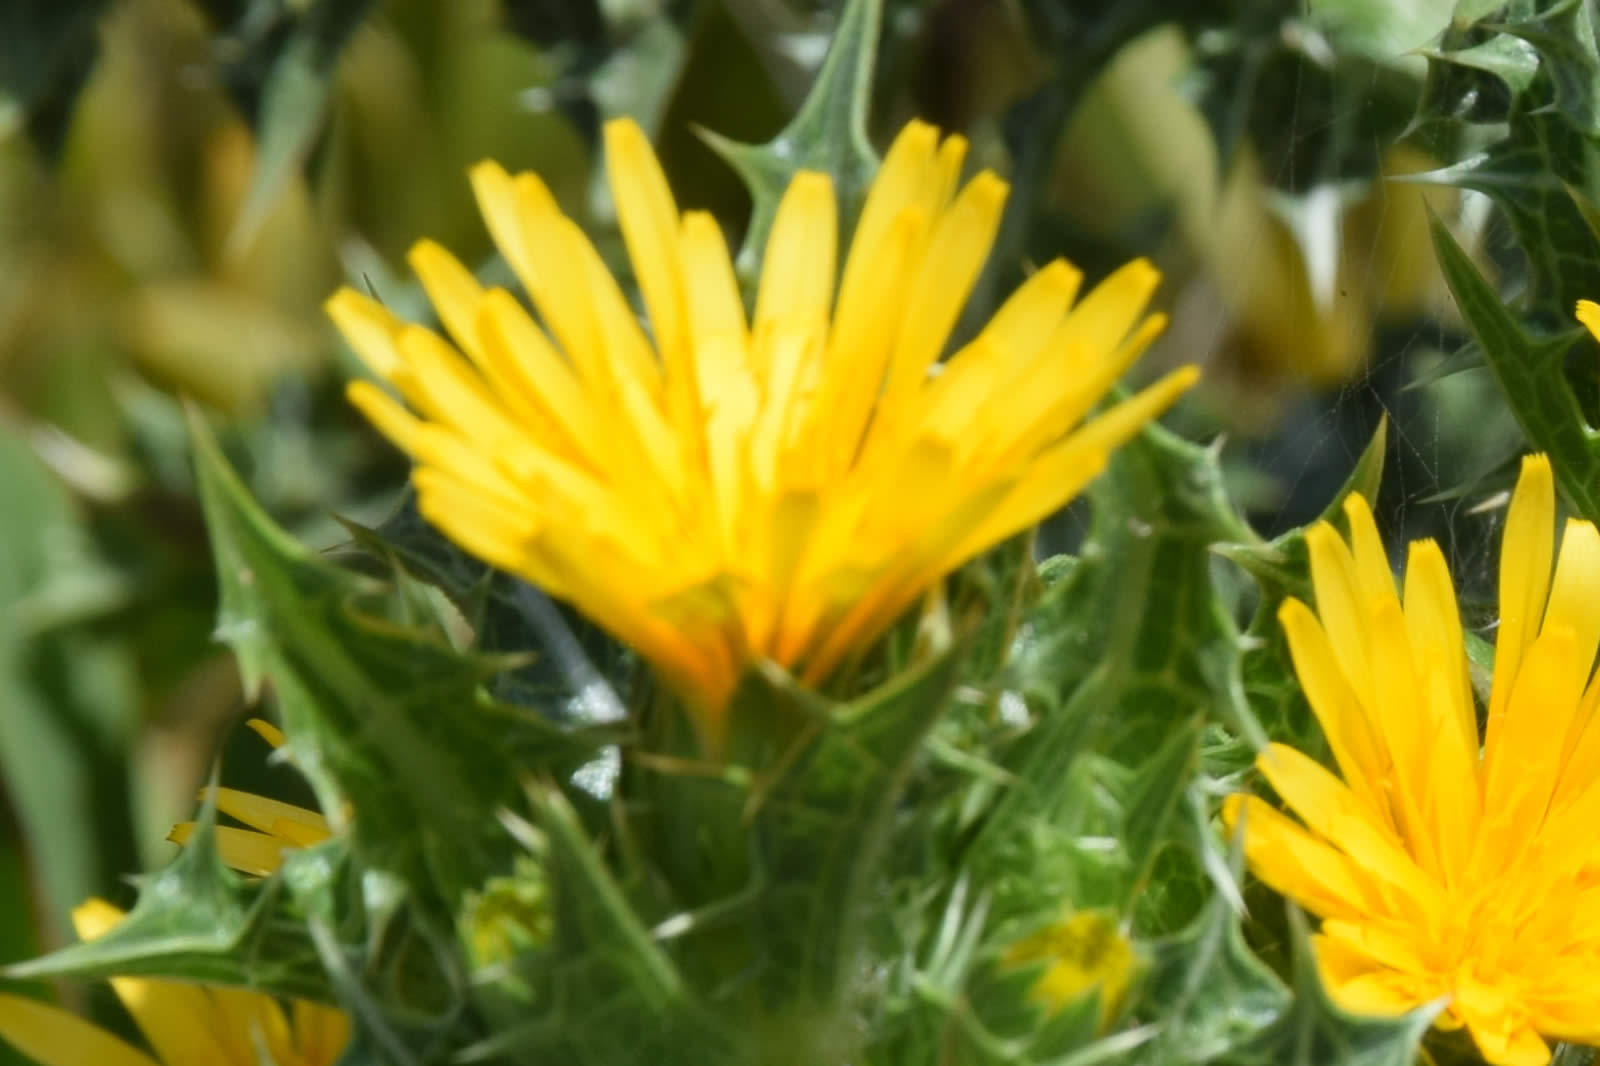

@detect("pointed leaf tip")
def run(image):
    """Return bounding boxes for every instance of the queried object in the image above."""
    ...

[703,0,884,278]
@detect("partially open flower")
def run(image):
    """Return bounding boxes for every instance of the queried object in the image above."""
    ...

[328,117,1196,742]
[1227,451,1600,1065]
[1003,908,1137,1030]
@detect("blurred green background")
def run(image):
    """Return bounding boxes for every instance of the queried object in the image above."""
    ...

[0,0,1512,1049]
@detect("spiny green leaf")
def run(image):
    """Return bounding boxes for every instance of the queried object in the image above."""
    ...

[700,0,880,280]
[1416,33,1541,98]
[1429,211,1600,522]
[1488,0,1600,136]
[1119,716,1201,914]
[983,425,1259,878]
[190,408,605,904]
[465,785,735,1065]
[747,646,961,1009]
[1135,888,1288,1063]
[6,779,329,1001]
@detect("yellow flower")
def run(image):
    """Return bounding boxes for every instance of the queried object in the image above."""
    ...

[1003,908,1137,1029]
[0,720,345,1066]
[1225,452,1600,1066]
[327,117,1197,738]
[0,900,349,1066]
[167,719,333,876]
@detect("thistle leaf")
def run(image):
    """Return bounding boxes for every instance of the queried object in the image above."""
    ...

[700,0,881,280]
[1429,212,1600,521]
[189,408,605,904]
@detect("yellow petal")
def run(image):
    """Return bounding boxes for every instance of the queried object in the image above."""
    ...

[605,118,687,363]
[0,992,162,1066]
[1401,538,1476,757]
[407,239,487,362]
[293,999,352,1066]
[71,897,126,940]
[1329,973,1425,1017]
[1486,454,1556,778]
[1540,517,1600,722]
[468,160,541,304]
[1318,918,1430,975]
[752,172,837,363]
[411,470,548,586]
[1006,310,1171,463]
[204,986,295,1066]
[168,823,294,877]
[1253,744,1441,920]
[1277,598,1388,819]
[1398,539,1482,880]
[878,172,1007,414]
[394,326,522,449]
[606,118,705,455]
[1341,493,1397,608]
[1365,598,1443,878]
[679,211,748,350]
[1477,625,1584,875]
[246,718,286,748]
[1577,298,1600,343]
[1461,1008,1551,1066]
[1047,258,1162,368]
[974,258,1082,376]
[473,289,601,467]
[1305,520,1375,698]
[1222,795,1376,919]
[818,205,924,474]
[325,288,404,379]
[203,786,330,842]
[837,119,939,307]
[345,381,424,457]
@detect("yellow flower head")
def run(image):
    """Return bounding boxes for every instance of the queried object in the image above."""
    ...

[1226,452,1600,1066]
[0,900,348,1066]
[1003,908,1137,1030]
[327,117,1197,736]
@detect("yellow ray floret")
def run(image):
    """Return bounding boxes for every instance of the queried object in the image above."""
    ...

[328,117,1197,736]
[1226,446,1600,1066]
[0,901,348,1066]
[167,719,333,876]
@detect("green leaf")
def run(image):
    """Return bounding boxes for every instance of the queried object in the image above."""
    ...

[1135,887,1289,1063]
[189,408,605,904]
[1489,0,1600,136]
[1415,34,1540,99]
[973,424,1260,909]
[700,0,881,280]
[745,647,961,1010]
[1119,716,1201,914]
[1430,211,1600,522]
[465,786,736,1065]
[6,781,330,1001]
